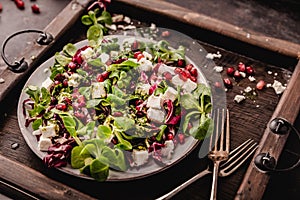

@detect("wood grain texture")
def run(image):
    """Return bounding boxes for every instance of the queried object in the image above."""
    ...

[235,60,300,200]
[0,155,96,200]
[0,0,92,104]
[114,0,300,59]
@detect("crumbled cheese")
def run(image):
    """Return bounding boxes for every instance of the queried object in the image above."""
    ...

[38,135,52,151]
[32,130,41,136]
[272,80,286,94]
[146,95,162,109]
[171,74,185,87]
[138,57,153,71]
[99,53,110,63]
[132,149,149,166]
[39,124,57,138]
[182,78,198,93]
[213,66,223,73]
[239,72,246,78]
[206,52,222,59]
[110,51,119,58]
[162,86,178,102]
[274,73,278,76]
[234,95,246,103]
[136,84,151,96]
[68,73,82,87]
[266,83,272,88]
[91,82,106,98]
[147,108,166,123]
[157,63,176,76]
[267,71,272,75]
[248,76,256,82]
[80,47,94,60]
[150,23,157,30]
[142,51,153,60]
[161,140,175,159]
[244,86,252,93]
[41,77,53,90]
[105,24,117,31]
[123,16,131,24]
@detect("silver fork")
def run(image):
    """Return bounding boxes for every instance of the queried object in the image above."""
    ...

[208,108,230,200]
[156,139,257,200]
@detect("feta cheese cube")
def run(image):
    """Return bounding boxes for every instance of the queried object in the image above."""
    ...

[162,87,178,102]
[39,124,57,138]
[32,130,41,136]
[161,140,175,159]
[147,108,166,123]
[99,53,110,63]
[182,79,198,93]
[239,72,246,78]
[171,74,185,87]
[272,80,286,94]
[38,135,52,151]
[80,47,94,60]
[248,76,256,82]
[234,95,246,103]
[146,95,162,109]
[132,149,149,166]
[157,64,176,76]
[244,86,252,93]
[68,73,82,87]
[91,82,106,98]
[136,84,151,96]
[213,66,223,73]
[41,77,53,90]
[138,58,153,71]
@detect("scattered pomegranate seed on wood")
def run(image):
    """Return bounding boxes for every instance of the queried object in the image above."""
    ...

[0,3,3,12]
[15,0,25,10]
[31,4,40,13]
[256,80,266,90]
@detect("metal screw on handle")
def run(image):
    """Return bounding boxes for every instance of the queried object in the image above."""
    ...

[1,29,54,73]
[254,117,300,173]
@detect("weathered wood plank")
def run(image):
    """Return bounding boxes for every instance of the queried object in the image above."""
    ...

[235,60,300,200]
[0,155,96,200]
[0,0,92,104]
[114,0,300,59]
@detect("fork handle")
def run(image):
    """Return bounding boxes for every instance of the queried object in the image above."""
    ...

[156,168,211,200]
[210,162,220,200]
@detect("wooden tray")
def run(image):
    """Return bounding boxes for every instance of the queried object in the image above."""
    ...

[0,0,299,199]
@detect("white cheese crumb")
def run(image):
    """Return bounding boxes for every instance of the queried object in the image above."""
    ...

[248,76,256,82]
[162,87,178,102]
[274,73,278,76]
[161,140,175,159]
[234,95,246,103]
[150,23,156,30]
[80,47,94,60]
[105,24,117,31]
[147,108,165,123]
[123,16,131,24]
[91,82,106,98]
[146,95,162,109]
[32,130,41,136]
[239,72,246,78]
[157,63,176,76]
[266,83,272,88]
[171,74,185,87]
[38,135,52,151]
[68,73,82,87]
[206,52,222,59]
[99,53,110,63]
[0,78,5,84]
[182,78,198,93]
[244,86,252,93]
[41,77,53,90]
[138,57,153,71]
[272,80,286,94]
[132,150,149,166]
[213,66,223,73]
[267,71,272,75]
[39,124,57,138]
[256,105,260,108]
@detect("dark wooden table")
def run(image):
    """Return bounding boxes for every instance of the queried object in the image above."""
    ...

[0,1,299,199]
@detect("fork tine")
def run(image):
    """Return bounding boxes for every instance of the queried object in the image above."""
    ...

[225,109,230,152]
[219,108,225,151]
[219,140,258,176]
[210,109,219,151]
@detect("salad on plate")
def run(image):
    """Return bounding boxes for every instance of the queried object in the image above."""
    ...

[21,32,213,181]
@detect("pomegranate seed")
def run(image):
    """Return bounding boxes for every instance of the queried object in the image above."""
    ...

[161,31,170,37]
[62,79,68,87]
[246,66,255,75]
[190,76,197,82]
[184,70,191,78]
[15,0,25,9]
[111,137,118,145]
[56,103,67,111]
[74,111,85,119]
[233,70,241,79]
[226,67,235,76]
[174,67,182,74]
[163,72,172,80]
[133,51,142,59]
[153,63,162,73]
[0,3,3,12]
[31,4,40,13]
[101,71,110,79]
[68,62,77,70]
[185,64,193,71]
[167,133,174,140]
[223,78,233,88]
[64,97,72,105]
[96,74,105,82]
[214,81,222,88]
[137,53,144,61]
[177,133,185,144]
[190,67,198,77]
[256,80,266,90]
[238,62,246,72]
[179,71,188,81]
[177,59,185,67]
